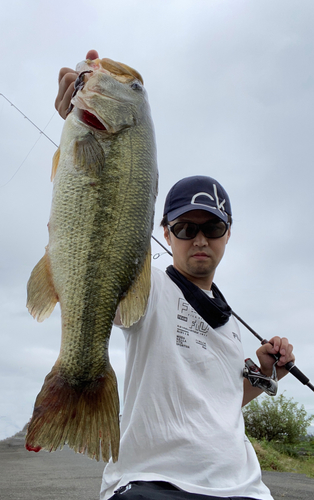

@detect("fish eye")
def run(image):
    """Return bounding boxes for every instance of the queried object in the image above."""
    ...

[130,81,142,91]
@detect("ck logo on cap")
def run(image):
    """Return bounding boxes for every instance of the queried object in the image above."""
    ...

[191,184,226,215]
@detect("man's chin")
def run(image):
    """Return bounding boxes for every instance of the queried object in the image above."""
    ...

[187,264,214,279]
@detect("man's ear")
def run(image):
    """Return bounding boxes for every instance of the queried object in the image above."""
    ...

[226,227,231,244]
[164,225,171,246]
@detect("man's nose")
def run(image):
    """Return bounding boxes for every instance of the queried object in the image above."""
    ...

[193,230,208,245]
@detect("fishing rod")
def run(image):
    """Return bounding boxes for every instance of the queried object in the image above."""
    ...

[3,94,314,393]
[151,236,314,393]
[0,94,58,147]
[151,235,173,257]
[231,311,314,392]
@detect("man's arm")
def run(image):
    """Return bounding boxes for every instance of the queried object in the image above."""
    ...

[55,50,99,119]
[242,336,295,406]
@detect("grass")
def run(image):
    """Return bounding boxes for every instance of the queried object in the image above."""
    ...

[250,436,314,478]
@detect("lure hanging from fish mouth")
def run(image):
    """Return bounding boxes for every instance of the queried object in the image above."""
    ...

[66,70,93,116]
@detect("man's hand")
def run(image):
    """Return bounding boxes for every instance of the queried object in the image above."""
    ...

[55,50,99,119]
[256,336,295,380]
[243,336,295,406]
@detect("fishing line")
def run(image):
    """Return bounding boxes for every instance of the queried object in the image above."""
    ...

[0,94,58,188]
[0,94,170,261]
[1,134,48,188]
[151,235,172,257]
[3,93,313,393]
[0,95,164,257]
[0,94,58,147]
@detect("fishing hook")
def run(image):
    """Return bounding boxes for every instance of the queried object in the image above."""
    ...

[66,70,93,116]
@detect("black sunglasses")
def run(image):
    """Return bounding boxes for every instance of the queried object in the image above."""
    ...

[168,219,229,240]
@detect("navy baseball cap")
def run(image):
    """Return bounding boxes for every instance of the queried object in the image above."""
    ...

[163,176,232,223]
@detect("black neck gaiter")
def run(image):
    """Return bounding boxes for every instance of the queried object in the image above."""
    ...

[166,265,232,329]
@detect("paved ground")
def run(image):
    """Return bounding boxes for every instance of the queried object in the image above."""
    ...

[1,430,314,500]
[262,470,314,499]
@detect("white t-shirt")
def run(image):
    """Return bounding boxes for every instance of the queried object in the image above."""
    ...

[100,267,273,500]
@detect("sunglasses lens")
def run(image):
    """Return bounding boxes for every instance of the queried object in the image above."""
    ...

[170,220,228,239]
[171,222,198,239]
[202,220,227,238]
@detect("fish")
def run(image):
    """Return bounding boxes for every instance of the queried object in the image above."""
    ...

[25,58,158,462]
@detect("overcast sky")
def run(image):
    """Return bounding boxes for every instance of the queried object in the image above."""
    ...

[1,0,314,441]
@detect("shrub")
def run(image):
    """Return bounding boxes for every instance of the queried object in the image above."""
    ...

[243,392,313,444]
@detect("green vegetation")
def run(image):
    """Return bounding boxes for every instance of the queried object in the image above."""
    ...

[250,436,314,478]
[243,393,313,443]
[243,392,314,477]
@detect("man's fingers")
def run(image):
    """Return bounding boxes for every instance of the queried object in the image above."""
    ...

[55,70,78,119]
[57,67,77,84]
[86,49,99,60]
[278,342,294,366]
[55,81,75,119]
[268,336,289,353]
[267,336,294,366]
[55,52,99,120]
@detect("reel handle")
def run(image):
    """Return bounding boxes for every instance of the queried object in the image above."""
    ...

[261,339,314,391]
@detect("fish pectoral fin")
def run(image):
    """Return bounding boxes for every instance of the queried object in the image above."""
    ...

[119,248,151,328]
[26,249,58,322]
[74,132,105,176]
[51,147,61,181]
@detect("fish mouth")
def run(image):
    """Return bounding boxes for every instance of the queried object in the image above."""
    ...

[78,109,107,130]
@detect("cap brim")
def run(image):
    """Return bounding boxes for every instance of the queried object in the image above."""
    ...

[167,204,229,223]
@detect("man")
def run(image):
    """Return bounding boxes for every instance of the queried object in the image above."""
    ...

[55,52,294,500]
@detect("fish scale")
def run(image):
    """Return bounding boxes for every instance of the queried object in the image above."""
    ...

[25,58,158,461]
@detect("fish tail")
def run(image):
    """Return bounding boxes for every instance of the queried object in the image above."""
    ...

[25,364,120,462]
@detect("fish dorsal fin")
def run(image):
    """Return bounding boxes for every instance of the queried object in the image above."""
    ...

[26,248,59,322]
[74,133,105,176]
[51,147,61,181]
[119,248,151,328]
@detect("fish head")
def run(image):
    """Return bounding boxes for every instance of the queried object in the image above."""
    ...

[70,58,151,134]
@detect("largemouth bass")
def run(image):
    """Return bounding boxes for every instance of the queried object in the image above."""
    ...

[25,58,158,462]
